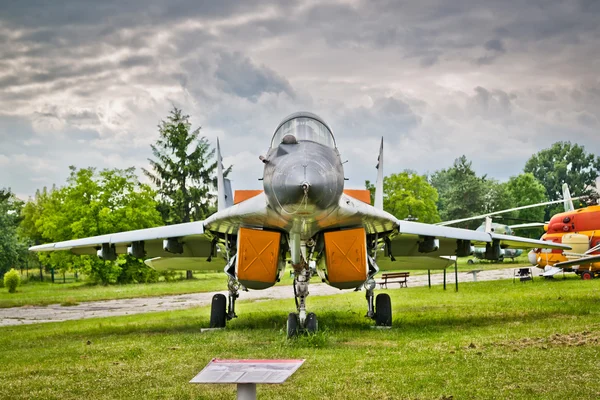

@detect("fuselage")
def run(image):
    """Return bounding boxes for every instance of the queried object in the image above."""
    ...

[262,112,345,238]
[529,205,600,271]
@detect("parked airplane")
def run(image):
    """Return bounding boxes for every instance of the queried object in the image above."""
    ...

[438,193,575,263]
[29,112,569,336]
[528,190,600,279]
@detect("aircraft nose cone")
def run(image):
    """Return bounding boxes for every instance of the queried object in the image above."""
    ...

[264,142,344,213]
[528,250,538,266]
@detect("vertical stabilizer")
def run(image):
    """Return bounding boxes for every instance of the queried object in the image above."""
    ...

[224,179,233,208]
[217,138,227,211]
[374,138,384,210]
[562,183,574,212]
[484,216,493,233]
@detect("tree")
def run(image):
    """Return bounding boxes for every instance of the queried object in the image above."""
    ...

[504,173,548,238]
[20,167,162,284]
[366,171,440,223]
[506,173,548,223]
[430,156,487,228]
[524,142,600,214]
[143,107,230,279]
[0,189,27,278]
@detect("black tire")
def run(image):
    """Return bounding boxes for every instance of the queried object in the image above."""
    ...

[287,313,299,338]
[581,271,594,280]
[375,293,392,327]
[210,294,227,328]
[467,259,474,265]
[306,312,318,333]
[498,257,504,263]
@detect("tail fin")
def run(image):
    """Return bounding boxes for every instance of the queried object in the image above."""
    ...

[484,216,493,233]
[562,183,574,212]
[216,138,227,211]
[374,137,384,210]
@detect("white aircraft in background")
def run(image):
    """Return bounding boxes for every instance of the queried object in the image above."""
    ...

[30,112,569,337]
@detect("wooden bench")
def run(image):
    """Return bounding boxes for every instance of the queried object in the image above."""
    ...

[376,272,410,289]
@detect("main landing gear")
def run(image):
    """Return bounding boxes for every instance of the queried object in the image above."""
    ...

[287,265,318,338]
[364,278,392,327]
[209,277,240,328]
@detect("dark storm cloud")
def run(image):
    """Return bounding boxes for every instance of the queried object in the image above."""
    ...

[1,0,599,196]
[214,52,295,101]
[1,0,284,28]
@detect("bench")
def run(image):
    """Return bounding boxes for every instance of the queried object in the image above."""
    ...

[376,272,410,289]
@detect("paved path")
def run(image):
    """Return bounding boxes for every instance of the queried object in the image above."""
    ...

[0,268,519,327]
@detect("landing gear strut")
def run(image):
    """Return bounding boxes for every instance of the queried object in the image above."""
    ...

[227,277,239,320]
[288,264,318,337]
[364,277,392,327]
[209,276,240,328]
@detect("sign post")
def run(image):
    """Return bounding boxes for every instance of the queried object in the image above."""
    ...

[190,359,305,400]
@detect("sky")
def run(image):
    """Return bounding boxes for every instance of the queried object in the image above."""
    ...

[1,0,599,200]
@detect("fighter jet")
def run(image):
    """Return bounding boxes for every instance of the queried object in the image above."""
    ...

[29,112,569,336]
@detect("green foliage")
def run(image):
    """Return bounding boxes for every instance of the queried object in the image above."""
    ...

[143,107,231,224]
[367,171,441,223]
[507,173,548,222]
[20,167,163,285]
[430,156,487,228]
[4,268,20,293]
[0,189,28,277]
[524,141,600,217]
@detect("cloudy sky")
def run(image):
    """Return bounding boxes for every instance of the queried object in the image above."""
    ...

[1,0,599,199]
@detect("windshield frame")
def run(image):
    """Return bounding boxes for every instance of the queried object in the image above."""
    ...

[270,112,336,149]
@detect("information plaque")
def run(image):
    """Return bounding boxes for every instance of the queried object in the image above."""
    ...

[190,359,305,399]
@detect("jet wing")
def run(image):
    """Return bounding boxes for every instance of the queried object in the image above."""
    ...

[29,221,212,258]
[336,196,570,271]
[29,193,271,260]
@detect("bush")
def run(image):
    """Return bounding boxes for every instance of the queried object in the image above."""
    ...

[4,269,20,293]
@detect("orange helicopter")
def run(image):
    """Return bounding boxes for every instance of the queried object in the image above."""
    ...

[529,185,600,279]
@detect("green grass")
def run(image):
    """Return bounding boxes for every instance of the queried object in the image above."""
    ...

[2,278,600,399]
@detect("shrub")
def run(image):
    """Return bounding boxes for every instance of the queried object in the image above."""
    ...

[4,269,20,293]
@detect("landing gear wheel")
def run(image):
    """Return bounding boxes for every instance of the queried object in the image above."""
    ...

[210,294,227,328]
[581,271,594,280]
[287,313,299,338]
[306,312,318,333]
[498,257,504,263]
[467,259,474,265]
[375,293,392,327]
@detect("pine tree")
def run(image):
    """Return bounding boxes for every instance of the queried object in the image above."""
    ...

[143,107,229,279]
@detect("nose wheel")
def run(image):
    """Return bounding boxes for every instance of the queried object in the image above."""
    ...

[287,265,319,338]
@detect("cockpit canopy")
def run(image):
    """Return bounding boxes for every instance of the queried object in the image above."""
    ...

[271,112,335,148]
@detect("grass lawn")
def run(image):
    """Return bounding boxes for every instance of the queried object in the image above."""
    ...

[1,278,600,399]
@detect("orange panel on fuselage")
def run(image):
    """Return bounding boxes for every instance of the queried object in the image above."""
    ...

[234,190,263,204]
[344,189,371,204]
[324,227,368,289]
[236,228,281,289]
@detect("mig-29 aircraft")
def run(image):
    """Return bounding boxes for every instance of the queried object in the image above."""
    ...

[29,112,569,337]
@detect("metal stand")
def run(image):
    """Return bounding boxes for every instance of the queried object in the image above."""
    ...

[455,260,458,292]
[427,270,431,289]
[443,268,447,291]
[237,383,256,400]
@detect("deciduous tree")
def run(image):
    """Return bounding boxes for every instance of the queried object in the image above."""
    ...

[21,167,162,284]
[524,141,600,208]
[0,189,27,278]
[367,171,440,223]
